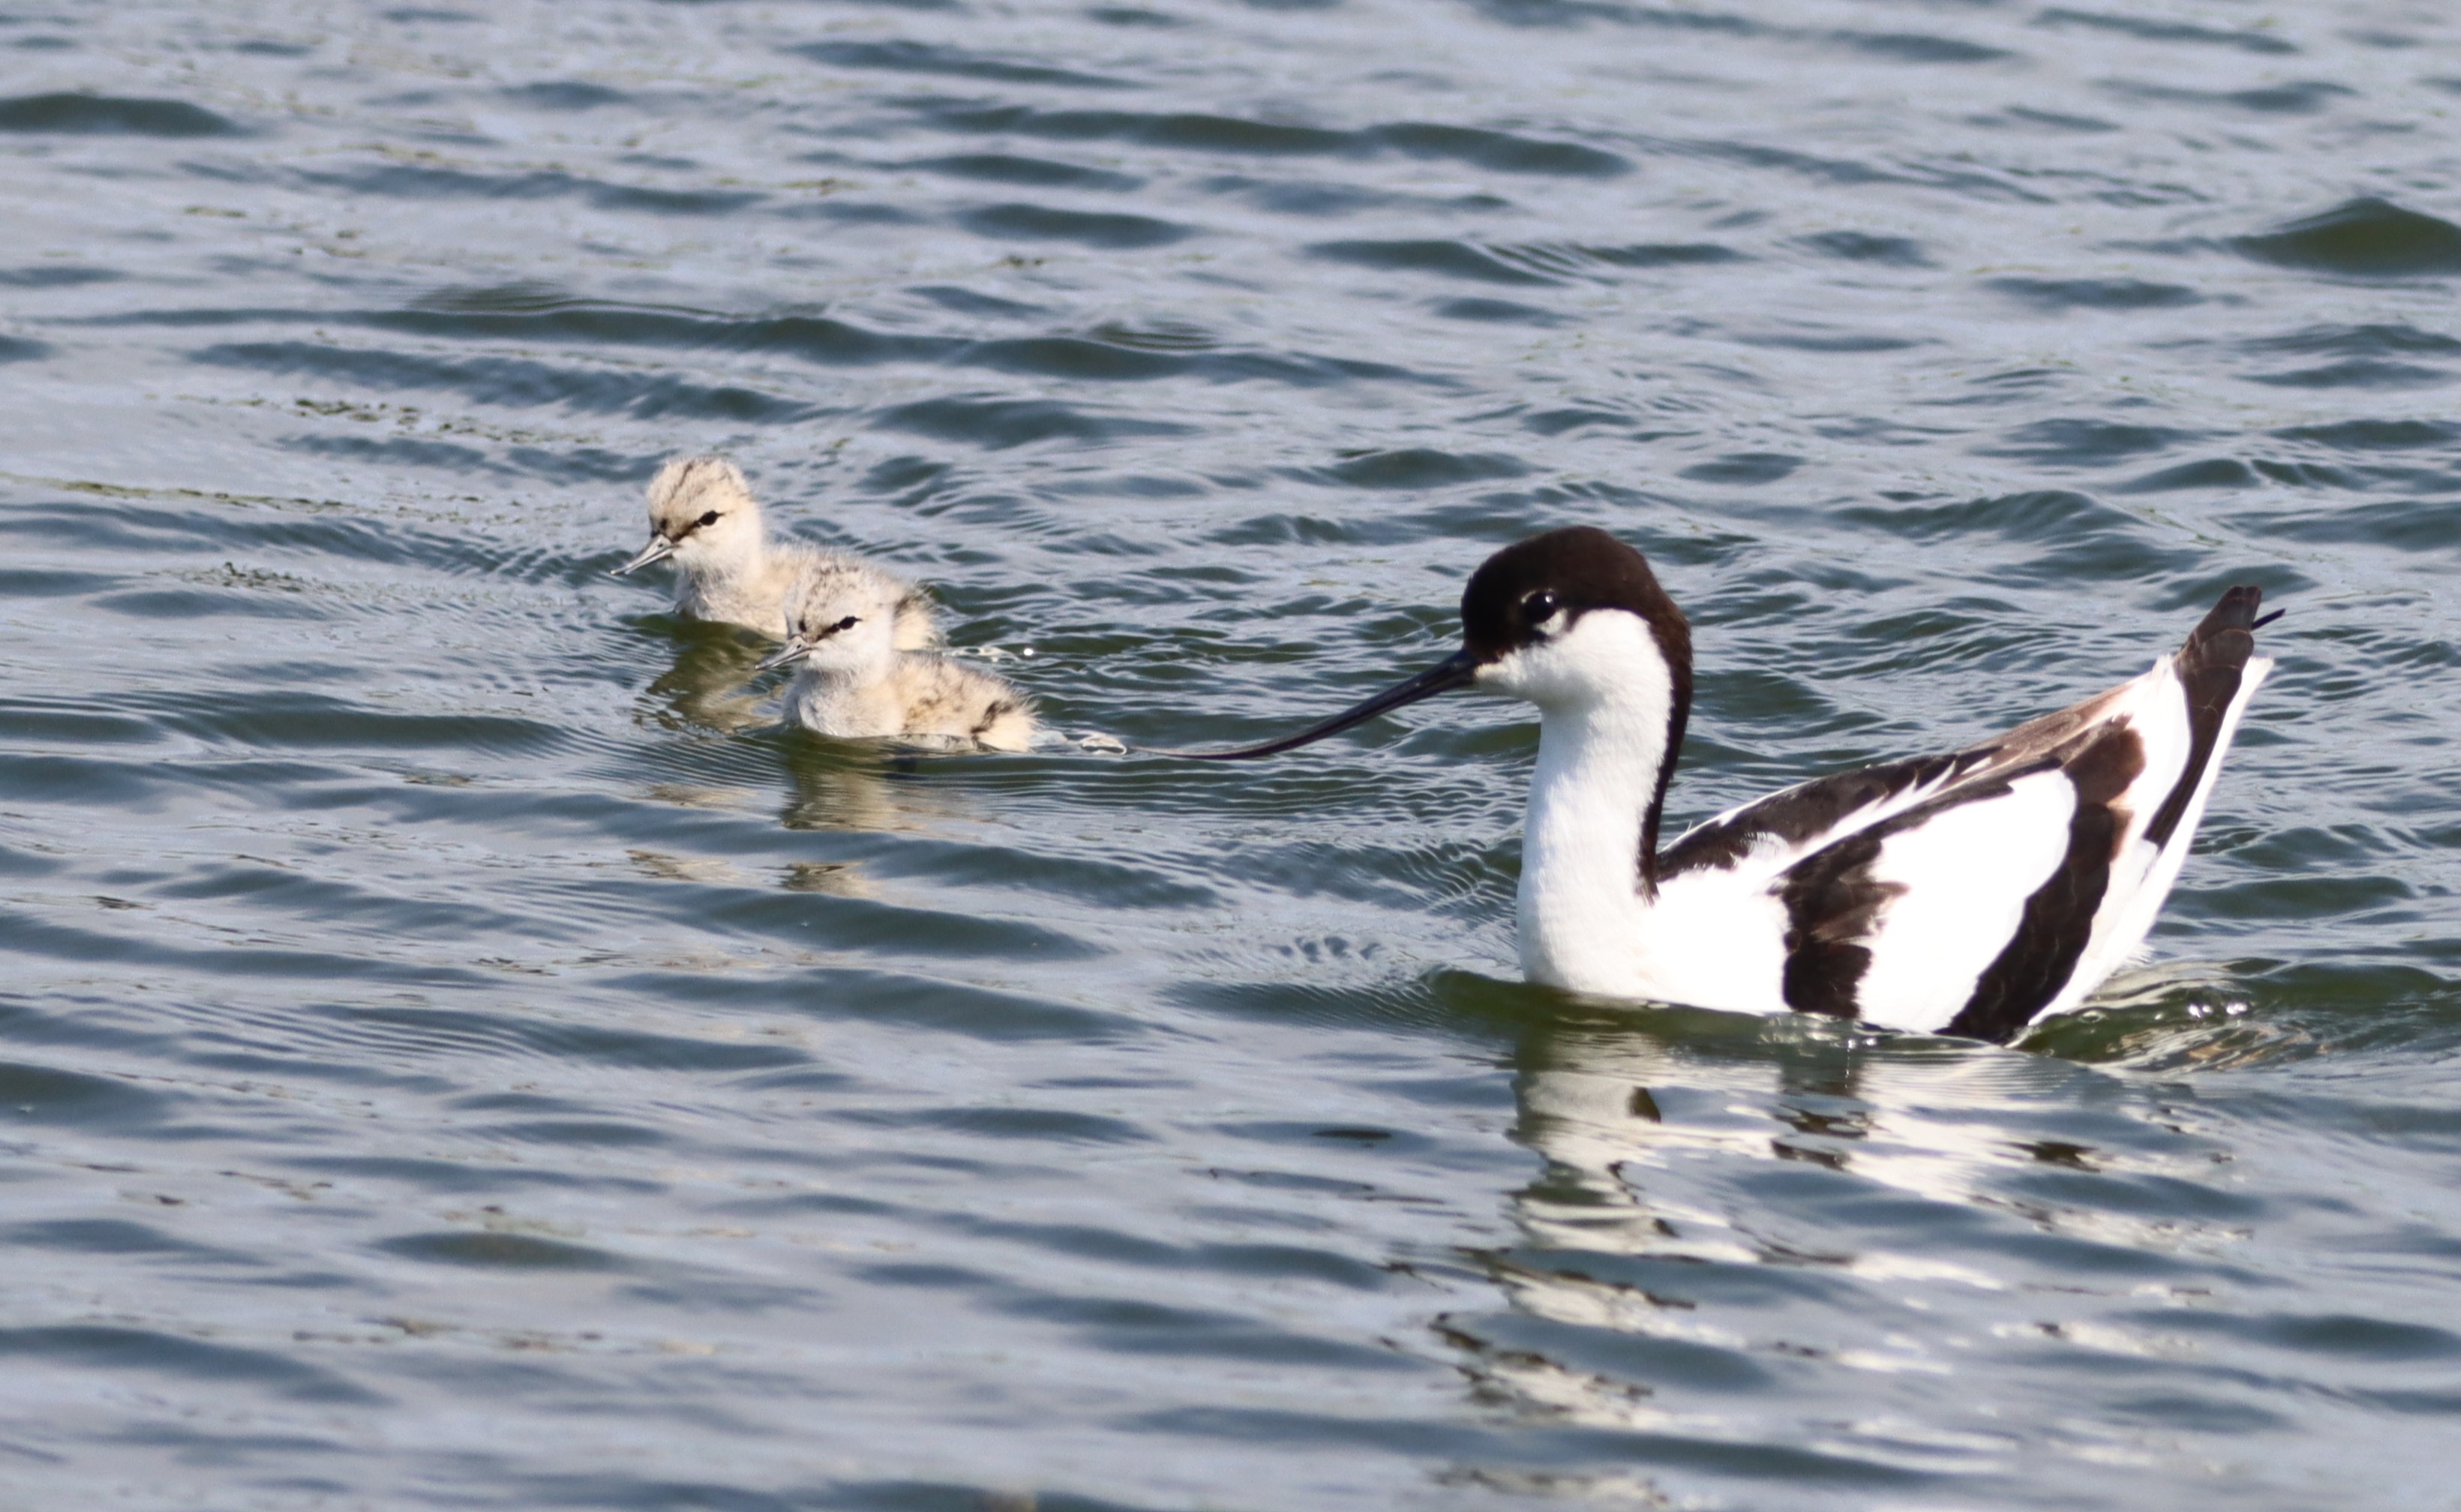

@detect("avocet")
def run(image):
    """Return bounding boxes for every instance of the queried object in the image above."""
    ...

[1171,527,2276,1042]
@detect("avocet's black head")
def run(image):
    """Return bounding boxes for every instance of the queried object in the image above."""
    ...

[1460,525,1691,678]
[1161,526,1692,762]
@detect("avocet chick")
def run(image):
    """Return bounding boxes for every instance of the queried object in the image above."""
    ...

[758,562,1037,752]
[610,455,939,649]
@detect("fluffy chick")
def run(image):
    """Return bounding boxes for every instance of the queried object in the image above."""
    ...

[758,562,1037,752]
[611,456,938,648]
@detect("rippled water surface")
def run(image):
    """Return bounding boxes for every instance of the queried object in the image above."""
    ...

[4,0,2459,1506]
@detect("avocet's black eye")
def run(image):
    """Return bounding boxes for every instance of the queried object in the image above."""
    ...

[699,510,722,527]
[1520,589,1562,628]
[836,615,860,632]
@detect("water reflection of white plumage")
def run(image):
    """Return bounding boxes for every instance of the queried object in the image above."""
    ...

[1449,1012,2254,1459]
[1511,1019,2244,1259]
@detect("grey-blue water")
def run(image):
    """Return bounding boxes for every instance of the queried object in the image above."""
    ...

[2,2,2457,1507]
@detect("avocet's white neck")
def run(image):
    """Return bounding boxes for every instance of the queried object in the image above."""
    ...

[1484,613,1679,994]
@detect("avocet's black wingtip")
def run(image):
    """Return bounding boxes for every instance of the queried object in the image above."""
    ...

[2180,584,2276,656]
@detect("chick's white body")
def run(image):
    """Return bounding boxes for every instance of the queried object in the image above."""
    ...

[772,564,1037,752]
[620,457,938,649]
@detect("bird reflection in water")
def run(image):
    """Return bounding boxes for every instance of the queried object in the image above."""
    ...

[638,618,777,734]
[1485,1009,2252,1264]
[1501,1012,1888,1268]
[633,618,977,841]
[777,740,971,839]
[1431,1001,2251,1468]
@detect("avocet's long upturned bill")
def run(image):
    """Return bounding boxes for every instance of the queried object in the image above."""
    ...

[1174,527,2278,1043]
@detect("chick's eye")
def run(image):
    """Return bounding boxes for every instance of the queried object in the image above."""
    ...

[699,510,722,527]
[1521,590,1562,627]
[836,615,860,632]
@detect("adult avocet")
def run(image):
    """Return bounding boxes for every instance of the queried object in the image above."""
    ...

[611,455,940,648]
[1171,527,2278,1043]
[755,560,1038,752]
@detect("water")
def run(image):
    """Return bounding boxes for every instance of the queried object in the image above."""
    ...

[2,0,2457,1506]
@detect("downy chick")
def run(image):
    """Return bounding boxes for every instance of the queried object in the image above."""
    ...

[758,562,1037,752]
[611,455,938,648]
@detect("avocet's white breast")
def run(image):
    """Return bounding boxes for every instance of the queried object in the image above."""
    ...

[1481,609,1683,995]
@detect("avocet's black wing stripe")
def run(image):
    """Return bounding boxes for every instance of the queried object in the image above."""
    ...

[2143,585,2267,848]
[1773,755,2062,1019]
[1943,722,2147,1042]
[1656,666,2156,888]
[1658,748,2000,881]
[1768,710,2152,1037]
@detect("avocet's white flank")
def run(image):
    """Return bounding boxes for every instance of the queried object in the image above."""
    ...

[611,455,940,649]
[1173,527,2277,1043]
